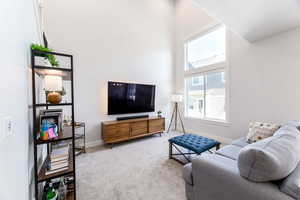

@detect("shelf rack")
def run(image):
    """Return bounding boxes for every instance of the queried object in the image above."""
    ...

[31,49,76,200]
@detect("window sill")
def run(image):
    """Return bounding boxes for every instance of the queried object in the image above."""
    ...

[184,116,231,127]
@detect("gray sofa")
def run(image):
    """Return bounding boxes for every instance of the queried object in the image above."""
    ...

[183,121,300,200]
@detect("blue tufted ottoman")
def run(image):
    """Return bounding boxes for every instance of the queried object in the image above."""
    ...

[168,134,220,164]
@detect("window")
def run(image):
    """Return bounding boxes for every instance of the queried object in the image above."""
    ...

[192,77,203,86]
[184,25,227,122]
[185,25,226,70]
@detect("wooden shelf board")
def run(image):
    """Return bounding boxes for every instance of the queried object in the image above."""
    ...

[34,103,72,107]
[34,65,72,72]
[36,126,73,145]
[34,66,71,81]
[32,49,72,57]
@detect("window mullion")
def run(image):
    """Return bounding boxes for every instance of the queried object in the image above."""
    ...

[203,75,207,119]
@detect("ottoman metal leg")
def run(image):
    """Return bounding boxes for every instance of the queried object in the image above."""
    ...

[169,141,172,159]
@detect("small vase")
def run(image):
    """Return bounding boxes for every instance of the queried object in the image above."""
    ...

[47,92,62,104]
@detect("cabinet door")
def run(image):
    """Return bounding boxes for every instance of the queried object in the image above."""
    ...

[103,123,130,142]
[130,121,148,137]
[149,118,165,133]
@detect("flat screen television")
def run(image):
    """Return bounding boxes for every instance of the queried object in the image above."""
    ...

[108,81,156,115]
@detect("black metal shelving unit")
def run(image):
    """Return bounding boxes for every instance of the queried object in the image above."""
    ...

[31,49,76,200]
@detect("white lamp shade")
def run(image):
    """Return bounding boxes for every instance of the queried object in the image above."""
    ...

[171,94,183,102]
[45,75,62,91]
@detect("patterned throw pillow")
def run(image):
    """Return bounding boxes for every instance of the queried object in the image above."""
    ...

[246,122,280,143]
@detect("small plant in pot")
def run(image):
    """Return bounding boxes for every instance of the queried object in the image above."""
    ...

[31,44,59,67]
[157,110,162,118]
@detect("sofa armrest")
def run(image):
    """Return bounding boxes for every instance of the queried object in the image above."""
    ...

[183,163,193,185]
[191,154,293,200]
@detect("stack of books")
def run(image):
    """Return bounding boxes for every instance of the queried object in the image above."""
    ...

[46,144,70,175]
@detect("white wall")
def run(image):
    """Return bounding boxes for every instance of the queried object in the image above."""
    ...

[0,0,40,199]
[175,0,300,142]
[44,0,175,145]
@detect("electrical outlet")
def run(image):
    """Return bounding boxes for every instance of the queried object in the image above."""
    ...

[4,116,13,136]
[0,114,13,140]
[0,114,4,141]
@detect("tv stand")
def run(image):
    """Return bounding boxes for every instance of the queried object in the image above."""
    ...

[101,117,165,145]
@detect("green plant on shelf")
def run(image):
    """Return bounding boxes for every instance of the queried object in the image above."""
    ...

[31,43,59,67]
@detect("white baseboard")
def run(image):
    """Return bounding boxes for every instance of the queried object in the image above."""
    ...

[186,128,233,144]
[86,140,104,148]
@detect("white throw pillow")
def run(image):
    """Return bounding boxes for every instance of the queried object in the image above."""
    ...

[246,122,280,143]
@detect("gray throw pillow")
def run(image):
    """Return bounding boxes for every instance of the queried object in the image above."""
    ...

[238,132,300,182]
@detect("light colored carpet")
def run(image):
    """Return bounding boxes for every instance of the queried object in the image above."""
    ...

[76,132,186,200]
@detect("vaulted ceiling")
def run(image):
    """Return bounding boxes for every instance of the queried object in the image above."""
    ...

[194,0,300,42]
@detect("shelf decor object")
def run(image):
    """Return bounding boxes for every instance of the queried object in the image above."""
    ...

[45,75,63,104]
[167,94,186,134]
[31,48,76,200]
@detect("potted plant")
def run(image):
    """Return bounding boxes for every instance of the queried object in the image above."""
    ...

[157,110,162,118]
[31,44,59,67]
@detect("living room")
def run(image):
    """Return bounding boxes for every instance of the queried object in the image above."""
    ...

[1,0,300,199]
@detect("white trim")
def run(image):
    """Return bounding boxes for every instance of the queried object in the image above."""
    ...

[184,117,231,127]
[186,128,233,144]
[184,62,226,77]
[86,140,104,148]
[225,28,231,123]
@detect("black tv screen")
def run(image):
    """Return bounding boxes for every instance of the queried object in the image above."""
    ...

[108,81,156,115]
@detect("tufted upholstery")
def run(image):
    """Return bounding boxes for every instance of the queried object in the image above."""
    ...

[169,134,220,154]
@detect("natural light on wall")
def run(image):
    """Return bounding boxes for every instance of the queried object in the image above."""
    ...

[184,25,227,122]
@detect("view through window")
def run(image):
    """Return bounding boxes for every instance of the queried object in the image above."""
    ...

[184,25,227,121]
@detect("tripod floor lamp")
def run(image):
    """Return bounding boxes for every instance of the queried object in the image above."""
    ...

[167,94,186,134]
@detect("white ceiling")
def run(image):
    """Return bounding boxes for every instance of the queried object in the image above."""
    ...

[193,0,300,42]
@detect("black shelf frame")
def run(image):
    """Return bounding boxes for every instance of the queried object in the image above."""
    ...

[31,49,76,200]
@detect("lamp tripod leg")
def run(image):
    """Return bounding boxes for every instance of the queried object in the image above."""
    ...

[174,103,178,131]
[178,109,186,134]
[167,105,176,133]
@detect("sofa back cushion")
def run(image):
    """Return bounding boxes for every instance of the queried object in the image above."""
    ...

[238,128,300,182]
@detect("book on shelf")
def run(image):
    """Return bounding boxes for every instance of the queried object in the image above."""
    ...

[45,167,69,175]
[45,144,70,175]
[51,146,69,159]
[51,156,69,163]
[50,161,69,170]
[51,159,68,166]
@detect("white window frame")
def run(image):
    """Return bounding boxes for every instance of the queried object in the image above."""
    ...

[184,24,230,125]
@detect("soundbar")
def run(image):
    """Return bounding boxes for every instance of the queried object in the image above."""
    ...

[116,115,149,121]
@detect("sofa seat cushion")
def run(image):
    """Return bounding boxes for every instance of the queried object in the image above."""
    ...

[238,132,300,182]
[232,137,249,147]
[183,163,193,185]
[280,162,300,199]
[216,145,243,160]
